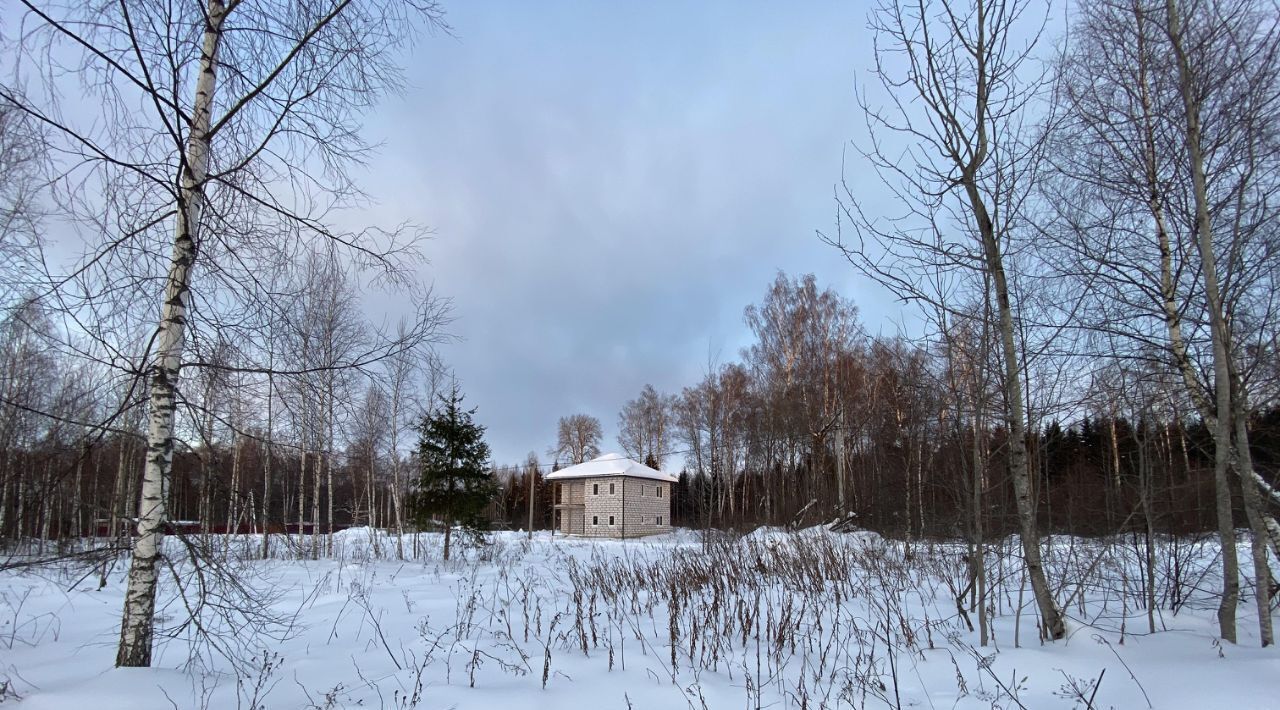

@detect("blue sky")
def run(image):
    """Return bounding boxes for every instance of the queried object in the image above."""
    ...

[353,1,912,463]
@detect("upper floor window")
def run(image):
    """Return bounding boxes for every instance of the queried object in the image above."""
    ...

[609,482,615,495]
[656,486,663,498]
[592,483,599,495]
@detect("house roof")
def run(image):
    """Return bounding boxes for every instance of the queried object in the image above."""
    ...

[545,453,679,483]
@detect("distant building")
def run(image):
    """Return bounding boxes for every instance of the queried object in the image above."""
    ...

[546,453,675,538]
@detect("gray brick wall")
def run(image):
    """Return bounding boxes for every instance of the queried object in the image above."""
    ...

[570,476,670,538]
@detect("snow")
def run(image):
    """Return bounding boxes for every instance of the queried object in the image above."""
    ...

[545,453,678,482]
[2,527,1279,708]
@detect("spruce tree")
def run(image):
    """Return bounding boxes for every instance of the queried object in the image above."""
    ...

[410,385,496,561]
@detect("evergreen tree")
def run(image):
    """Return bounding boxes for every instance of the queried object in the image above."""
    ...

[409,385,496,561]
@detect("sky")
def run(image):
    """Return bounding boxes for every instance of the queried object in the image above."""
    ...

[351,1,912,464]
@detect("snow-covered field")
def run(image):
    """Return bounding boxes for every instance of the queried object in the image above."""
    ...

[2,527,1278,709]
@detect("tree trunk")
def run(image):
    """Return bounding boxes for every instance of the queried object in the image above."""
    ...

[973,413,989,646]
[0,448,10,539]
[1165,0,1238,643]
[1232,378,1273,646]
[298,449,307,546]
[228,430,242,540]
[325,393,334,556]
[966,181,1066,641]
[390,384,405,559]
[527,468,535,540]
[199,401,215,538]
[261,372,273,559]
[1137,421,1158,635]
[110,438,129,542]
[116,0,224,667]
[312,449,321,558]
[39,460,53,541]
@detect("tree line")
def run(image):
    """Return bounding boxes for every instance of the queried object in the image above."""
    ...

[488,272,1276,540]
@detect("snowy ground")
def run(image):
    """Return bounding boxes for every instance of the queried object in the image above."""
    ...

[2,527,1278,709]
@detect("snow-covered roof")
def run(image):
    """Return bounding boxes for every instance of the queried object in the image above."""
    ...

[545,453,678,483]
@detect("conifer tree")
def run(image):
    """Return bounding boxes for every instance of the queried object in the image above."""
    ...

[410,385,496,561]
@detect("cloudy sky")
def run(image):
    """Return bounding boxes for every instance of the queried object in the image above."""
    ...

[357,1,911,463]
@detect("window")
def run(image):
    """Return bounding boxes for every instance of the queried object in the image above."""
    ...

[592,483,599,495]
[657,516,663,526]
[608,515,615,526]
[592,515,599,526]
[609,482,615,495]
[656,486,663,498]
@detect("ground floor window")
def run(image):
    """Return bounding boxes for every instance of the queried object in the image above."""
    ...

[656,516,663,526]
[592,515,598,526]
[608,515,615,526]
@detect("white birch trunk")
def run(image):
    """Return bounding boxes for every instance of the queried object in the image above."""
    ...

[311,449,321,557]
[1145,40,1280,634]
[388,353,407,559]
[261,371,273,559]
[115,0,224,668]
[298,449,306,546]
[325,393,334,556]
[0,462,8,538]
[965,180,1066,640]
[972,408,989,646]
[228,430,242,538]
[110,439,128,541]
[1233,389,1273,646]
[1165,0,1239,644]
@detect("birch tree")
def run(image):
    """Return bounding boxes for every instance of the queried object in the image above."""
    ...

[744,272,859,515]
[1161,0,1280,646]
[2,0,448,667]
[829,0,1066,639]
[1048,0,1280,644]
[617,384,676,468]
[553,414,603,465]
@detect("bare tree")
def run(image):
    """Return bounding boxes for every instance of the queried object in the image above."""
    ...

[744,273,859,515]
[293,248,366,555]
[382,326,441,559]
[617,384,676,468]
[1162,0,1280,647]
[553,414,603,465]
[827,0,1066,639]
[1048,0,1280,644]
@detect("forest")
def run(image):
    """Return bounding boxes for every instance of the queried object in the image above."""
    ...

[12,264,1280,560]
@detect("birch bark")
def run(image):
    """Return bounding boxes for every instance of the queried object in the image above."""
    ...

[1232,377,1273,645]
[115,0,225,667]
[261,370,273,558]
[1165,0,1239,644]
[968,182,1066,640]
